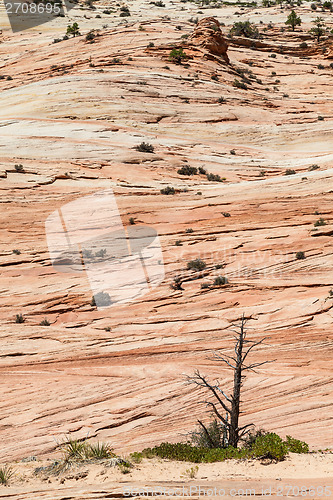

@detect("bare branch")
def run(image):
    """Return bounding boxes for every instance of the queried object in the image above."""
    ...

[197,420,216,448]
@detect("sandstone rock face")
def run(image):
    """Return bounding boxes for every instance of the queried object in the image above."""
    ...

[189,17,229,63]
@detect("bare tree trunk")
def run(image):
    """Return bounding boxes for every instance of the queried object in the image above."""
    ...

[187,314,274,448]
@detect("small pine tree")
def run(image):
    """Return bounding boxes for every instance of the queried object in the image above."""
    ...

[309,17,325,42]
[285,10,301,31]
[66,22,80,38]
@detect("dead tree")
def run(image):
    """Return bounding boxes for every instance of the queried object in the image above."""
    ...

[187,314,274,448]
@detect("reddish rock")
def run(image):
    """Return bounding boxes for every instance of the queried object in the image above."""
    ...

[189,17,229,64]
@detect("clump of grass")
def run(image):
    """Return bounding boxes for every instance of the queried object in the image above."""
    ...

[187,258,206,271]
[184,465,198,478]
[136,142,154,153]
[0,465,14,485]
[15,314,25,324]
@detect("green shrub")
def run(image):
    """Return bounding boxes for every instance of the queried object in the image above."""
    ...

[169,48,188,64]
[233,79,247,90]
[284,435,309,453]
[136,142,154,153]
[160,186,175,195]
[186,228,194,233]
[229,21,261,39]
[187,258,206,271]
[40,318,51,326]
[15,164,24,172]
[314,217,326,226]
[120,5,130,16]
[206,172,224,182]
[242,428,268,449]
[66,22,80,37]
[295,251,305,260]
[199,166,207,175]
[222,212,231,217]
[285,169,296,175]
[299,41,308,49]
[129,217,135,225]
[12,249,21,255]
[178,165,197,176]
[214,276,228,286]
[308,164,319,171]
[251,432,288,461]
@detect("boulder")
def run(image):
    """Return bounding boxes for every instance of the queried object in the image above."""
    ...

[189,17,229,63]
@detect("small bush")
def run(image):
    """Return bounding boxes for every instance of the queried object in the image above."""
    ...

[230,149,236,155]
[318,115,324,121]
[160,186,175,195]
[251,432,288,461]
[136,142,154,153]
[242,428,268,449]
[218,97,226,103]
[308,164,319,171]
[296,251,305,260]
[284,435,309,454]
[318,63,325,69]
[186,228,194,233]
[201,283,210,289]
[229,21,261,39]
[299,41,308,49]
[12,249,21,255]
[147,42,155,48]
[40,318,51,326]
[130,451,143,463]
[120,6,130,16]
[187,258,206,271]
[175,240,182,246]
[87,442,114,459]
[0,465,14,485]
[198,166,207,175]
[178,165,197,176]
[214,276,228,286]
[207,173,224,182]
[285,169,296,175]
[169,48,188,64]
[233,79,247,90]
[314,217,326,226]
[85,31,95,42]
[15,314,25,324]
[15,164,24,172]
[129,217,135,225]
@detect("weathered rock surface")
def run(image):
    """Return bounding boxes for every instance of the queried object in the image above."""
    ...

[0,0,332,478]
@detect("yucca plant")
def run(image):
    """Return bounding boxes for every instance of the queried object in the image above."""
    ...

[87,442,114,459]
[0,465,14,485]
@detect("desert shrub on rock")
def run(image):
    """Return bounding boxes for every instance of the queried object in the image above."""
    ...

[229,21,261,39]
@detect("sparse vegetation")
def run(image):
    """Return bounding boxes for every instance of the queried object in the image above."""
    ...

[129,217,135,225]
[12,249,21,255]
[314,217,326,226]
[213,276,228,286]
[295,251,305,260]
[309,17,325,43]
[229,21,261,39]
[285,10,301,31]
[206,172,224,182]
[168,48,188,64]
[187,258,207,271]
[15,314,25,324]
[66,22,80,37]
[14,164,24,172]
[285,169,296,175]
[160,186,175,195]
[178,165,197,176]
[40,318,51,326]
[0,465,14,485]
[119,5,131,16]
[136,142,155,153]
